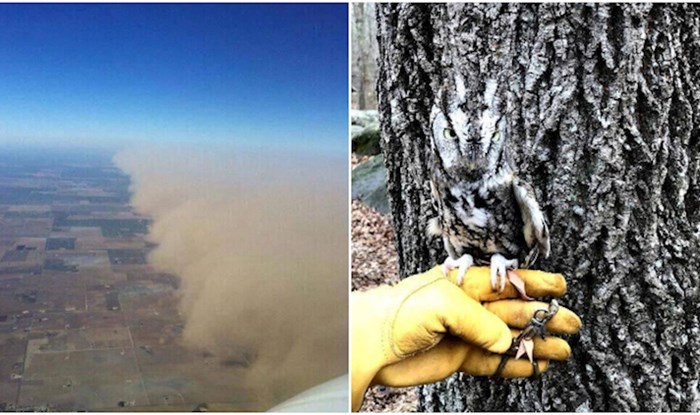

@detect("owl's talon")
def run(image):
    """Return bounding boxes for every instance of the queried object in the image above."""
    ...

[441,254,474,285]
[523,246,539,269]
[490,254,518,292]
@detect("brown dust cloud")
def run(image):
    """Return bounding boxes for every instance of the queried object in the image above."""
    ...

[114,145,348,407]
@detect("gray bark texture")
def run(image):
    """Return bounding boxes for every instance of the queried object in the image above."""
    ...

[376,3,700,412]
[352,2,379,109]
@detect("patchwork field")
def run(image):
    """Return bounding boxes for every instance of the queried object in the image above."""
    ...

[0,150,259,411]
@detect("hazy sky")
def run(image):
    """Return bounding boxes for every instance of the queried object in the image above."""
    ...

[0,4,348,153]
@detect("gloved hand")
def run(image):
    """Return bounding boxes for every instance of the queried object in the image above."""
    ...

[351,265,581,411]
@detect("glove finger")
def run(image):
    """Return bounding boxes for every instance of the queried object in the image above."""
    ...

[461,344,549,378]
[450,266,567,302]
[479,355,550,378]
[485,300,582,335]
[508,329,571,361]
[373,336,553,388]
[436,282,512,354]
[512,269,567,297]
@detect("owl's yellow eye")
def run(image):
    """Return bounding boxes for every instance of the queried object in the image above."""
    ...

[493,131,500,142]
[443,128,457,140]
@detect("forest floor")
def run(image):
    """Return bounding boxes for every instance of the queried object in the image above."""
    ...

[351,153,418,412]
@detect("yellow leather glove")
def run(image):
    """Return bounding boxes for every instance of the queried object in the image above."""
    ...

[351,265,581,411]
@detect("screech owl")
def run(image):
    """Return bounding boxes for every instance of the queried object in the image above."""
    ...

[427,73,550,291]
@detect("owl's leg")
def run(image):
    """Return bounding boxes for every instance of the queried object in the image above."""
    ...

[441,254,474,286]
[523,246,539,269]
[490,254,518,292]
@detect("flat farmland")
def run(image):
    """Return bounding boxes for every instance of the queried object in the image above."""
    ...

[0,150,257,411]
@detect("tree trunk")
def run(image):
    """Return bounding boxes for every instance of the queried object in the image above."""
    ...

[352,2,379,110]
[376,3,700,411]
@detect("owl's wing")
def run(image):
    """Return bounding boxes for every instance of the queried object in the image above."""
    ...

[512,177,550,266]
[427,178,462,259]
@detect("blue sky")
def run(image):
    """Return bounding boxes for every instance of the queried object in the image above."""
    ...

[0,4,348,153]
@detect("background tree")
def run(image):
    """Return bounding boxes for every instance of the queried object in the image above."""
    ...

[375,3,700,411]
[352,2,379,110]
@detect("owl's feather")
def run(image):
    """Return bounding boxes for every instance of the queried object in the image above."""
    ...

[428,75,550,271]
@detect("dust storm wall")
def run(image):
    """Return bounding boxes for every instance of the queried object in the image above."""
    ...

[114,145,348,405]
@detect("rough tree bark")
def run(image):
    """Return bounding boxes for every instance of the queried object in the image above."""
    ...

[376,3,700,411]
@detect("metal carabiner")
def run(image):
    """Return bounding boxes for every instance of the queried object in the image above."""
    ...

[494,299,560,377]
